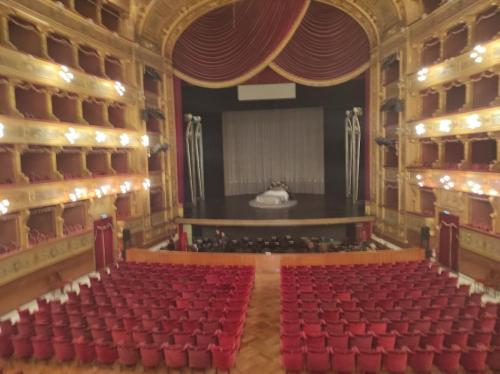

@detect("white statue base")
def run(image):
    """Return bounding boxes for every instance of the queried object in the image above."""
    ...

[249,187,297,209]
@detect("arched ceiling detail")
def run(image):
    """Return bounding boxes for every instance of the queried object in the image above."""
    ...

[135,0,427,59]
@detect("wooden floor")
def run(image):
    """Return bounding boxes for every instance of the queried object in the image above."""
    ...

[0,273,284,374]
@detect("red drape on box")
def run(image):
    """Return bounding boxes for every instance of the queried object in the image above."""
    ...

[270,1,369,85]
[94,218,114,270]
[438,212,459,271]
[174,76,184,204]
[173,0,309,87]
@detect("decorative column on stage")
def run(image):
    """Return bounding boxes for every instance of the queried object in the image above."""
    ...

[345,108,363,202]
[184,114,205,204]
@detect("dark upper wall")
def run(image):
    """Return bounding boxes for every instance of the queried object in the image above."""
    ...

[181,77,366,200]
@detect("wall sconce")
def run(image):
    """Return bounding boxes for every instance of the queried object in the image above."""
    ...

[467,180,483,195]
[415,123,426,135]
[141,135,150,147]
[0,199,10,215]
[69,187,86,202]
[119,133,130,146]
[142,178,151,190]
[64,127,80,144]
[438,119,451,133]
[95,131,107,143]
[469,45,486,63]
[120,181,132,194]
[465,114,481,129]
[417,68,428,82]
[59,65,74,83]
[440,175,454,190]
[0,122,4,138]
[114,81,126,96]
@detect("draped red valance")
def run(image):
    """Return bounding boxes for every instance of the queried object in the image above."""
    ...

[271,2,369,85]
[172,0,370,87]
[172,0,309,87]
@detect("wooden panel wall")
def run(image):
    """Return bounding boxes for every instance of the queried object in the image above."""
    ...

[126,248,425,272]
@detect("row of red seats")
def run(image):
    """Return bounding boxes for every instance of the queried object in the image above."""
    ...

[280,261,499,373]
[282,344,500,373]
[0,263,255,371]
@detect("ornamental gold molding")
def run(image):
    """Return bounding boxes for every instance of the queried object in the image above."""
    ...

[407,106,500,138]
[385,167,398,183]
[408,169,500,197]
[0,230,93,286]
[409,0,488,43]
[406,212,435,235]
[0,114,147,148]
[0,45,137,104]
[2,0,164,69]
[409,38,500,92]
[0,174,148,212]
[460,227,500,262]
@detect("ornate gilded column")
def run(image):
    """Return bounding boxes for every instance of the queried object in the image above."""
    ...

[38,25,50,60]
[435,139,445,168]
[95,0,103,27]
[464,15,476,49]
[0,6,10,46]
[436,88,446,116]
[460,137,471,169]
[45,87,60,122]
[463,81,474,111]
[55,204,64,239]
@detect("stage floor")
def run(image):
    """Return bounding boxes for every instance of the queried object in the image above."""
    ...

[176,194,372,227]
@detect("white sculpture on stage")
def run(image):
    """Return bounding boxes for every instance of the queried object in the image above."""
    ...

[249,181,297,209]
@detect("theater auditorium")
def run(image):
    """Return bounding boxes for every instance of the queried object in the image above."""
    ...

[0,0,499,373]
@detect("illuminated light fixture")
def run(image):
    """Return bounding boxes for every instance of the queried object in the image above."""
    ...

[469,44,486,63]
[94,188,103,199]
[465,114,481,129]
[59,65,74,83]
[416,174,423,180]
[141,135,150,147]
[142,178,151,190]
[438,119,451,133]
[440,175,454,190]
[119,133,130,146]
[64,127,80,144]
[415,123,426,135]
[0,122,4,138]
[488,189,498,196]
[95,131,107,143]
[417,67,428,82]
[418,181,424,187]
[114,81,126,96]
[120,181,132,194]
[69,187,86,202]
[0,199,10,215]
[94,184,111,198]
[467,180,484,195]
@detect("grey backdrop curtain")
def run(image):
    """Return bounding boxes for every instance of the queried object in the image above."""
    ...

[223,107,324,195]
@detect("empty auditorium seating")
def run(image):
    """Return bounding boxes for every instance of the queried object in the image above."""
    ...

[0,262,254,371]
[280,261,499,373]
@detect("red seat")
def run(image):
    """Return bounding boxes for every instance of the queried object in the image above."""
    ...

[95,339,118,365]
[396,331,421,349]
[117,341,139,366]
[304,332,327,349]
[351,333,374,350]
[444,329,469,348]
[461,344,488,373]
[383,348,409,374]
[211,344,237,372]
[281,347,304,373]
[434,345,461,373]
[305,346,331,373]
[357,348,383,373]
[409,346,435,373]
[0,333,14,358]
[375,333,397,350]
[487,346,500,371]
[111,326,132,344]
[331,348,357,373]
[468,329,492,347]
[367,319,388,334]
[216,330,241,349]
[12,334,33,359]
[73,337,96,364]
[328,333,350,350]
[421,330,445,350]
[345,320,366,334]
[139,342,162,369]
[52,336,75,362]
[389,319,409,334]
[280,333,303,350]
[162,343,187,369]
[187,344,212,371]
[31,335,53,360]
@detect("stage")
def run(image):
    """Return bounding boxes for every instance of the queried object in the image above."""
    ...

[175,194,374,227]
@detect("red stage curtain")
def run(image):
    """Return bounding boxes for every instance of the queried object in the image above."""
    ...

[271,1,369,85]
[94,218,114,270]
[173,0,309,87]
